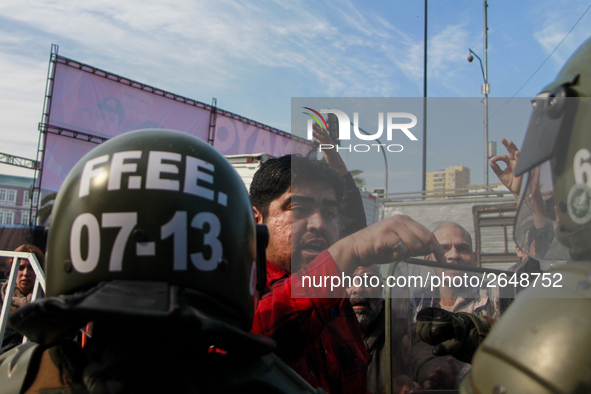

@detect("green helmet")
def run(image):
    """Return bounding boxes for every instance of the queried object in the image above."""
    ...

[43,129,257,330]
[513,35,591,264]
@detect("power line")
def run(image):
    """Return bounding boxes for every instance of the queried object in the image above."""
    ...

[490,2,591,118]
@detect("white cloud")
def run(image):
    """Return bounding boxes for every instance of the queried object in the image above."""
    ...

[0,51,47,159]
[533,1,591,66]
[428,23,475,96]
[0,1,396,94]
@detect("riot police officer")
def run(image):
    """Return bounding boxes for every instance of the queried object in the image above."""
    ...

[0,129,320,393]
[459,35,591,394]
[416,36,591,393]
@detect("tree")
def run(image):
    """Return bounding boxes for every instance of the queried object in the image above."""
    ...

[350,170,365,189]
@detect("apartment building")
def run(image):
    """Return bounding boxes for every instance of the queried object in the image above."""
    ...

[0,174,45,226]
[426,165,471,194]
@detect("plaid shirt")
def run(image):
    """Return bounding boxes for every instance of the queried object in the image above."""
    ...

[251,250,369,393]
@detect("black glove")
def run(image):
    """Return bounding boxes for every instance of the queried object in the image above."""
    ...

[416,307,492,363]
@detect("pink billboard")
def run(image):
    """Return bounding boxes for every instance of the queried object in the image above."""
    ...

[40,57,312,191]
[214,115,300,157]
[41,133,97,191]
[48,62,211,139]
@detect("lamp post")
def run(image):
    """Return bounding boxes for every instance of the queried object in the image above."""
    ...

[467,1,489,188]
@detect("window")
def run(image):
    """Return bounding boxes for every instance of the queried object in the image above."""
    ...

[21,211,30,225]
[25,191,39,206]
[5,211,14,225]
[0,189,6,203]
[7,190,16,205]
[0,211,4,224]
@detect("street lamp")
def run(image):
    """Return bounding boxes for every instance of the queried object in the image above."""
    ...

[467,49,490,96]
[467,1,490,188]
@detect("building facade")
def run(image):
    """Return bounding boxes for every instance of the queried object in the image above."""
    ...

[0,174,47,226]
[426,165,471,194]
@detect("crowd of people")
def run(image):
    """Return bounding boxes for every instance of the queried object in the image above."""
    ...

[0,126,556,393]
[0,34,590,394]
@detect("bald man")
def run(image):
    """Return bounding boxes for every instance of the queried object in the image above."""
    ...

[414,222,502,318]
[411,222,503,390]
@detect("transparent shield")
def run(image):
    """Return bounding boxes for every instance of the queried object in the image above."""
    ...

[385,259,519,392]
[385,261,415,393]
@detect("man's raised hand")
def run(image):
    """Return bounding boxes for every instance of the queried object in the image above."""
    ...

[490,138,521,199]
[328,214,445,276]
[312,122,348,176]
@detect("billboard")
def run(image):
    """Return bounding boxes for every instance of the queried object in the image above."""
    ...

[40,56,312,191]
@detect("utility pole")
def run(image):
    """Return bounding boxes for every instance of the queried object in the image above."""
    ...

[483,0,489,188]
[422,0,428,193]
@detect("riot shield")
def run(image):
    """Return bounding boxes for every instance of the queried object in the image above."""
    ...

[383,261,415,394]
[383,255,548,394]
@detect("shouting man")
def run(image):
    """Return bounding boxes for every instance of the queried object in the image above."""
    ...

[250,154,445,393]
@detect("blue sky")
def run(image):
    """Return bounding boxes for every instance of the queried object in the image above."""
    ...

[1,0,590,192]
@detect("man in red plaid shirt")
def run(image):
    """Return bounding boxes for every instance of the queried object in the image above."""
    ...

[249,154,445,393]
